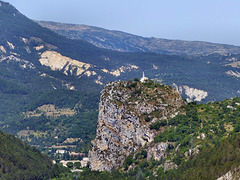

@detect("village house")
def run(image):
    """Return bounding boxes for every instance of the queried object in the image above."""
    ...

[69,152,85,157]
[56,149,66,154]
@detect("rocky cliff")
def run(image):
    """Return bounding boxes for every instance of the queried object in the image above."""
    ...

[172,83,208,102]
[89,80,186,171]
[217,168,240,180]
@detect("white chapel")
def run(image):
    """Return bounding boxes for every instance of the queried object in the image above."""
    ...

[140,72,149,83]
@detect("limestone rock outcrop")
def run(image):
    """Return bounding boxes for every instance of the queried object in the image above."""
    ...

[39,51,92,76]
[89,80,186,171]
[217,167,240,180]
[172,83,208,102]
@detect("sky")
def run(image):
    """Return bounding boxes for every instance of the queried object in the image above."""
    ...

[3,0,240,46]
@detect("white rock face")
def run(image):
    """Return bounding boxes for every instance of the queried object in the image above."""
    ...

[7,41,15,49]
[225,61,240,68]
[34,45,44,51]
[21,37,28,44]
[103,65,139,77]
[84,70,97,77]
[226,57,238,62]
[184,86,208,102]
[0,46,6,53]
[153,64,158,70]
[173,83,208,102]
[217,172,233,180]
[226,70,240,78]
[39,51,91,76]
[0,55,35,69]
[65,83,75,90]
[25,46,31,54]
[101,68,109,73]
[147,142,168,161]
[217,167,240,180]
[94,75,103,85]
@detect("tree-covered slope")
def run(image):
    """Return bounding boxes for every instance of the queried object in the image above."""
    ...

[0,130,67,179]
[168,133,240,180]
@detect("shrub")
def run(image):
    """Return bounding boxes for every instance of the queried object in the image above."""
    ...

[150,121,161,130]
[140,150,147,158]
[134,78,140,82]
[74,162,81,169]
[149,120,167,130]
[145,116,151,122]
[124,154,134,170]
[66,162,74,169]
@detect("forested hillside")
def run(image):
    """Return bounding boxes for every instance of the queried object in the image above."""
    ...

[0,130,68,179]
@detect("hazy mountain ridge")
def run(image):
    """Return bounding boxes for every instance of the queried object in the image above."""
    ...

[37,21,240,56]
[0,1,239,103]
